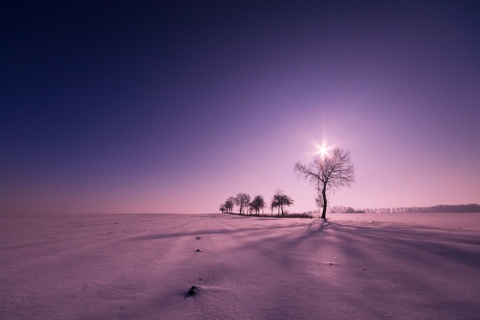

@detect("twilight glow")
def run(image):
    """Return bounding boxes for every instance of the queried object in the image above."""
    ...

[1,1,479,214]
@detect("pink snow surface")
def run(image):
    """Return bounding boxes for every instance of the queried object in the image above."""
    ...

[1,212,480,319]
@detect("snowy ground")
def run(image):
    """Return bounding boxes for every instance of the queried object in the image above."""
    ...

[1,212,479,319]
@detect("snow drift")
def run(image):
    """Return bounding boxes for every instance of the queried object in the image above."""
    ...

[1,212,479,319]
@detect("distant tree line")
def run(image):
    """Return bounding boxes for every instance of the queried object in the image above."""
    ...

[220,190,295,217]
[330,204,480,214]
[219,147,355,220]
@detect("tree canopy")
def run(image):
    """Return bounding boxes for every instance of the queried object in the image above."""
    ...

[271,190,294,216]
[249,195,266,215]
[235,193,251,215]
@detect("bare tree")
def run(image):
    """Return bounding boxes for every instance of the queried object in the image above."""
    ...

[294,148,355,219]
[249,195,265,215]
[271,190,294,216]
[235,193,251,215]
[224,197,235,213]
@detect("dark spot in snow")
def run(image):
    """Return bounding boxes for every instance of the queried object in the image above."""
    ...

[363,268,366,271]
[186,285,200,297]
[196,236,201,240]
[199,278,202,281]
[195,249,201,252]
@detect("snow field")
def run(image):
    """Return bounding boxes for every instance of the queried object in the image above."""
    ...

[1,212,479,319]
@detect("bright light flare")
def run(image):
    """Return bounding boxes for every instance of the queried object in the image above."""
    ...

[316,144,330,157]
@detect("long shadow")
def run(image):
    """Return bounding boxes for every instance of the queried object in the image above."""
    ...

[327,221,480,270]
[110,218,480,320]
[230,218,480,316]
[129,215,480,271]
[127,217,321,242]
[229,218,480,272]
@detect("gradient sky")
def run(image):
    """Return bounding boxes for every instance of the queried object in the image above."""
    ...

[1,1,479,214]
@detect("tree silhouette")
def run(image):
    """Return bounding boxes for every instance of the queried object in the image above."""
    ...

[249,195,265,215]
[271,190,294,216]
[235,193,251,215]
[295,148,355,219]
[219,204,226,213]
[224,197,235,213]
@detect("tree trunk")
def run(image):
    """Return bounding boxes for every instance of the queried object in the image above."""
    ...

[281,206,284,216]
[321,183,327,219]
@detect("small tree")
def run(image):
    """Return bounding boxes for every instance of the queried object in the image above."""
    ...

[249,195,265,215]
[271,190,294,216]
[224,197,235,213]
[235,193,251,215]
[219,204,226,213]
[295,147,355,219]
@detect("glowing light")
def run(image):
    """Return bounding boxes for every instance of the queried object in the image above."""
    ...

[317,145,330,156]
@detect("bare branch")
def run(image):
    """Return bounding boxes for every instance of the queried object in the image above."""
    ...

[294,148,355,219]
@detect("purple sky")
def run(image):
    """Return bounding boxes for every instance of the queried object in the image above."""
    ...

[1,1,479,214]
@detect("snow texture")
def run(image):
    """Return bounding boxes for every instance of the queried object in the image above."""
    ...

[1,212,480,319]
